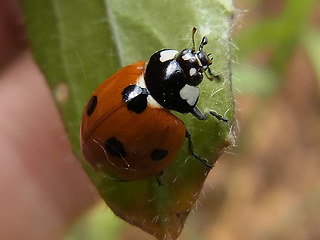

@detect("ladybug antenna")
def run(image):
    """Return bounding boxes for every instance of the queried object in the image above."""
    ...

[192,27,197,52]
[199,36,208,51]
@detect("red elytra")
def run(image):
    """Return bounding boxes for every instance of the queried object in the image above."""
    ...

[80,61,186,181]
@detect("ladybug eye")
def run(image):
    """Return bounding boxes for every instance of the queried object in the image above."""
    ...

[197,51,211,67]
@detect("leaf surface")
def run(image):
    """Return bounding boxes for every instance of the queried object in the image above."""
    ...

[20,1,235,239]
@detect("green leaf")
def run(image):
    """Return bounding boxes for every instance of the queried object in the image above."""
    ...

[20,0,235,239]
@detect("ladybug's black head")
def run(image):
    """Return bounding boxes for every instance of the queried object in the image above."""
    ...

[196,36,212,68]
[176,30,213,86]
[144,28,216,114]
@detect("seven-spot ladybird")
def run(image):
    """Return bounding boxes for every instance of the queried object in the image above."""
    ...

[80,28,227,181]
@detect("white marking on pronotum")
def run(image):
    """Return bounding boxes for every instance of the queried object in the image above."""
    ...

[182,52,193,61]
[179,84,199,106]
[159,50,178,62]
[136,73,146,88]
[147,95,162,108]
[189,68,197,76]
[136,74,162,109]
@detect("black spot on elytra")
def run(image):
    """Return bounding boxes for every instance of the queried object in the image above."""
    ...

[104,137,127,158]
[150,149,168,161]
[122,85,149,114]
[87,95,97,116]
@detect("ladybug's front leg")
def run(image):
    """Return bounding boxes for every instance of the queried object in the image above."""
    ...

[155,170,164,187]
[204,66,221,81]
[191,106,228,123]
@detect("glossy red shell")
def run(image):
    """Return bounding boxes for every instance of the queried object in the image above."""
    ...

[80,61,186,180]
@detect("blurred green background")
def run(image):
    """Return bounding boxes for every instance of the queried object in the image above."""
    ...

[66,0,320,239]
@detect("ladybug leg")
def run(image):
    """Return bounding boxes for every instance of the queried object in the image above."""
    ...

[204,67,221,81]
[209,110,229,122]
[185,130,212,169]
[155,170,164,186]
[191,106,228,122]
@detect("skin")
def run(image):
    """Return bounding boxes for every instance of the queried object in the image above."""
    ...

[0,1,98,240]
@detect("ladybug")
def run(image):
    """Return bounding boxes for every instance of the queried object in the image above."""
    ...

[80,28,227,181]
